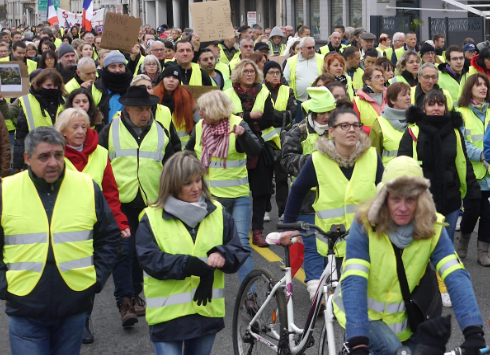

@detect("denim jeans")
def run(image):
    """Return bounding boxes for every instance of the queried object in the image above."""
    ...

[367,320,418,355]
[9,312,86,355]
[153,333,215,355]
[217,196,254,283]
[299,214,326,282]
[112,204,143,302]
[444,209,460,243]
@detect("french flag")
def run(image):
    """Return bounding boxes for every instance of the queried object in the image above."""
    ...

[82,0,93,32]
[47,0,59,26]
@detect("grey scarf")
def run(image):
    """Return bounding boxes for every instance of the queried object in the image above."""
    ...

[369,92,384,108]
[387,222,415,249]
[164,195,208,228]
[381,105,408,132]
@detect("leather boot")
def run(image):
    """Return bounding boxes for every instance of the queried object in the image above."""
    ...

[132,295,146,317]
[117,297,138,327]
[82,316,94,344]
[477,241,490,266]
[455,233,471,259]
[252,230,268,247]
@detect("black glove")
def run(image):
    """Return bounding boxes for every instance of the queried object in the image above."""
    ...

[184,256,213,277]
[193,271,214,306]
[415,315,452,355]
[461,325,486,355]
[345,336,369,355]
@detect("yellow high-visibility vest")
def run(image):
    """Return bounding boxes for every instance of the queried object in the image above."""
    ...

[64,144,108,190]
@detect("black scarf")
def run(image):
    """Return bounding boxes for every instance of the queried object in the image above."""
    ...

[30,87,64,119]
[161,94,175,114]
[102,67,133,94]
[335,75,348,85]
[417,115,454,210]
[401,70,417,87]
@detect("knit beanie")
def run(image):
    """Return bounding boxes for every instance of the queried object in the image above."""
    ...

[57,42,75,59]
[263,61,282,77]
[307,86,336,113]
[104,51,126,67]
[420,42,435,57]
[160,65,184,82]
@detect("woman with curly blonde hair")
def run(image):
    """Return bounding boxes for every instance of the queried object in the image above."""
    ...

[330,156,484,355]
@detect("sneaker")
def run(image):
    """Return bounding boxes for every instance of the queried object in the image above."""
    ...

[455,216,462,231]
[263,212,271,222]
[132,295,146,317]
[441,292,452,308]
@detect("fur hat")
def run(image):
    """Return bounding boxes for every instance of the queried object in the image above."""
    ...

[367,156,430,224]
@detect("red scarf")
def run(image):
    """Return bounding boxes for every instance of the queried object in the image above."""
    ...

[200,118,230,170]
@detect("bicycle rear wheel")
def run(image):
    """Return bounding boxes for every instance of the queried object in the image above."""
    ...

[232,268,288,355]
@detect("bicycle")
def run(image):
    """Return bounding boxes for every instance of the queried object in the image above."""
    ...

[232,221,347,355]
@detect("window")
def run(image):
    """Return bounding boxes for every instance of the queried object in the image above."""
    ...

[310,0,320,38]
[349,0,362,28]
[331,0,343,32]
[294,0,304,30]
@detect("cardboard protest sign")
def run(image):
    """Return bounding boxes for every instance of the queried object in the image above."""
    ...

[268,55,289,67]
[0,62,29,98]
[100,13,141,53]
[183,85,219,100]
[190,0,235,42]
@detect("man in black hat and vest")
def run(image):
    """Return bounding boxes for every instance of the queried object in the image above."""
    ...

[98,85,175,328]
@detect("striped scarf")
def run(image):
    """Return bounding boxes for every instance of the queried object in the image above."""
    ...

[200,118,230,170]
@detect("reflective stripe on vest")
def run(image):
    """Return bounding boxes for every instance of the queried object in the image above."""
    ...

[143,201,225,325]
[458,106,490,180]
[64,144,108,190]
[437,253,464,281]
[376,116,404,166]
[19,94,64,131]
[311,147,377,257]
[173,113,190,149]
[410,125,467,198]
[1,170,97,296]
[287,54,323,99]
[108,115,168,204]
[333,214,446,342]
[194,115,249,198]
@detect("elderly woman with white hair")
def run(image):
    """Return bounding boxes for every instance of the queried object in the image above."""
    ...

[185,90,262,291]
[140,54,162,86]
[54,107,130,343]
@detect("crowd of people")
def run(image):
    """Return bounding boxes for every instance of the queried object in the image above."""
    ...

[0,19,488,355]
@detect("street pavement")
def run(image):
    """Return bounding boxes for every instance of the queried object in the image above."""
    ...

[0,201,489,354]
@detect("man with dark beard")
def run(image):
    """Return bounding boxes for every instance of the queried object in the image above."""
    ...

[56,43,78,83]
[92,51,134,125]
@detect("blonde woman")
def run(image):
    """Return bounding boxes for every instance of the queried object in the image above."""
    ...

[389,50,420,87]
[224,59,275,246]
[135,151,249,355]
[186,90,262,289]
[327,156,483,355]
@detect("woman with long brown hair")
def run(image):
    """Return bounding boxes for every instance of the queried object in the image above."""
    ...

[153,66,200,148]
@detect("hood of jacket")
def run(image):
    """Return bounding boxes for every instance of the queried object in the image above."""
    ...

[471,55,490,76]
[270,26,284,38]
[356,87,387,115]
[406,105,463,128]
[437,62,469,77]
[314,130,372,168]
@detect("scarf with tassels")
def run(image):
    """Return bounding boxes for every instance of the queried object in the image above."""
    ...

[200,118,230,170]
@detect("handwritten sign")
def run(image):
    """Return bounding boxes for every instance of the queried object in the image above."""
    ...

[183,85,219,100]
[100,13,141,53]
[190,0,235,42]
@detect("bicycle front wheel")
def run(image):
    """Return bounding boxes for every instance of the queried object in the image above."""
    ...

[318,317,345,355]
[232,268,288,355]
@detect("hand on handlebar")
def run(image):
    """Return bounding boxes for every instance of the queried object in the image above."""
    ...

[279,231,302,246]
[461,325,486,355]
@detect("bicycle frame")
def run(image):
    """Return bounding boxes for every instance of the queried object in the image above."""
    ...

[245,240,340,355]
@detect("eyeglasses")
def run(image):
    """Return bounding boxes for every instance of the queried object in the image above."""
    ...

[332,122,363,131]
[407,60,420,65]
[305,46,315,50]
[421,75,438,80]
[243,70,256,75]
[424,52,435,56]
[267,70,281,76]
[152,48,164,52]
[450,56,464,61]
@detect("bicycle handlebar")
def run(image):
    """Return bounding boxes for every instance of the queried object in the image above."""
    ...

[276,222,309,231]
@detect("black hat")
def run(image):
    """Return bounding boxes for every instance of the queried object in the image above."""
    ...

[254,42,269,51]
[199,40,220,50]
[119,85,160,107]
[420,42,435,57]
[160,65,184,82]
[237,25,251,34]
[263,61,282,77]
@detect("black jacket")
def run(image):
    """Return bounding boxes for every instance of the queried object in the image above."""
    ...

[92,78,115,126]
[412,83,444,109]
[135,199,250,342]
[98,109,175,210]
[398,106,481,215]
[0,169,119,320]
[281,118,324,215]
[13,89,64,169]
[265,83,297,128]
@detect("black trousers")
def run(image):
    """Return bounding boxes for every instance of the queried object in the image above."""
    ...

[461,191,490,242]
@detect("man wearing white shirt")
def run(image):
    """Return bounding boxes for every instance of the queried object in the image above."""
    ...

[284,37,323,123]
